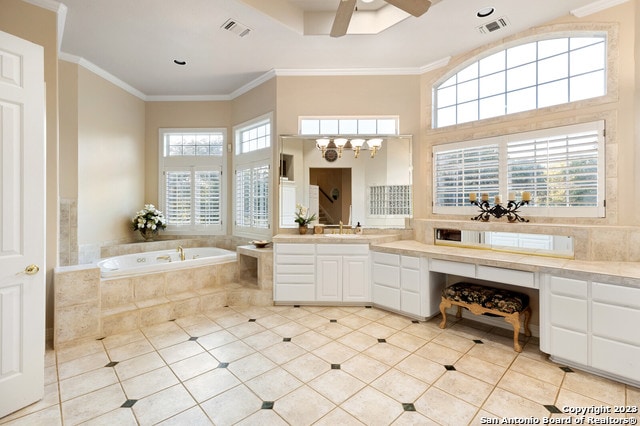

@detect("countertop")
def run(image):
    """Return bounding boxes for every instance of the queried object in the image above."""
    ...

[272,233,401,245]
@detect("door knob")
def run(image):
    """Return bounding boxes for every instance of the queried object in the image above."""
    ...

[24,264,40,275]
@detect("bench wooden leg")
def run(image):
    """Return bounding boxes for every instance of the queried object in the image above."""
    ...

[439,297,452,329]
[503,312,523,352]
[523,306,532,337]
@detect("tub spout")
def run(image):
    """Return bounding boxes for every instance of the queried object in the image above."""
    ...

[177,246,185,261]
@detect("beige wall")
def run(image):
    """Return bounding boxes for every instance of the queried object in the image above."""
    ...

[0,0,59,332]
[77,66,146,246]
[59,60,79,199]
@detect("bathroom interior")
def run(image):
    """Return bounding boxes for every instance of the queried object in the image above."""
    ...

[1,0,640,423]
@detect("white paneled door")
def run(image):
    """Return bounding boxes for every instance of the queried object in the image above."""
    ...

[0,30,46,417]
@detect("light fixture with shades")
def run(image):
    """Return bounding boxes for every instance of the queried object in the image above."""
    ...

[315,137,384,159]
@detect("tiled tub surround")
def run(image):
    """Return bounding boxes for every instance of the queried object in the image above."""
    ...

[54,255,273,348]
[3,306,639,425]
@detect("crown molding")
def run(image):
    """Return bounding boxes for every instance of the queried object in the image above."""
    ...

[272,67,423,77]
[419,57,451,74]
[59,52,147,100]
[146,94,232,102]
[228,70,277,99]
[570,0,629,17]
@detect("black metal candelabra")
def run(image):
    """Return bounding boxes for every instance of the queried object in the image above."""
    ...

[470,199,530,222]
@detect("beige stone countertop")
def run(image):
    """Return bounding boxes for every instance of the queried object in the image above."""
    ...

[371,240,640,284]
[272,234,401,245]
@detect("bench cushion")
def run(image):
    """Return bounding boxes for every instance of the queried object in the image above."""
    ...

[443,282,529,314]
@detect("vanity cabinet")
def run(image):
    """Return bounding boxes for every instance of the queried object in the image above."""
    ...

[371,252,443,318]
[316,244,369,303]
[541,274,640,385]
[273,243,316,302]
[274,243,369,303]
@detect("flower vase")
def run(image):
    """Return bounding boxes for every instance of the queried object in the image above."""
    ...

[140,228,157,241]
[298,226,308,235]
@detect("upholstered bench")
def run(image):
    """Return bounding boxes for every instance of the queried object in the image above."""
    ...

[439,282,532,352]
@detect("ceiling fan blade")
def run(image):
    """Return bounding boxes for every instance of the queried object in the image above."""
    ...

[385,0,431,17]
[330,0,357,38]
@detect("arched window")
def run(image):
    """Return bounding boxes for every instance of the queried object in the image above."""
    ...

[433,35,606,128]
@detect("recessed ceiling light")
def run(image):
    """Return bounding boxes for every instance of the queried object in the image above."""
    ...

[173,60,187,65]
[476,7,495,18]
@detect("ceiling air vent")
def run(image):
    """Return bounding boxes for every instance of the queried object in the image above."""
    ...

[477,17,509,34]
[221,19,251,37]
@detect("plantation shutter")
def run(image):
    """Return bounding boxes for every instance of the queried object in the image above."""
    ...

[165,171,192,225]
[253,165,270,229]
[507,129,601,207]
[434,144,500,207]
[235,168,252,227]
[234,165,270,229]
[195,170,222,225]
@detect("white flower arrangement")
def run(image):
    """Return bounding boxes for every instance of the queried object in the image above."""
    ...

[131,204,167,232]
[294,203,317,227]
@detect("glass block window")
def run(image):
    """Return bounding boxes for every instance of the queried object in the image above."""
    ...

[159,129,226,233]
[433,121,605,217]
[369,185,412,216]
[433,35,606,128]
[299,117,399,135]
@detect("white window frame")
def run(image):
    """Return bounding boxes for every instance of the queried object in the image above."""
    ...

[232,113,273,239]
[298,116,399,136]
[433,33,607,128]
[158,128,226,235]
[433,121,606,218]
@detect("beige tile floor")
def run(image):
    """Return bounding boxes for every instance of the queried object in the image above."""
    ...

[2,305,639,425]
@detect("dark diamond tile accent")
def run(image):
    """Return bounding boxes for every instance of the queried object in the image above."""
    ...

[560,366,574,373]
[329,319,337,323]
[218,362,229,368]
[365,306,372,309]
[402,403,416,412]
[224,305,229,308]
[105,361,118,368]
[411,320,420,324]
[294,305,301,308]
[444,365,456,371]
[261,401,275,410]
[96,337,106,341]
[283,337,292,342]
[169,319,176,321]
[121,399,137,408]
[377,339,387,343]
[331,364,341,370]
[188,336,198,341]
[473,339,484,344]
[248,319,257,322]
[544,405,562,414]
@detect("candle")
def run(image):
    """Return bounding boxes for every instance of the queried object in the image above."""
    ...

[522,191,531,201]
[481,193,489,202]
[508,192,516,201]
[469,193,477,202]
[495,194,502,204]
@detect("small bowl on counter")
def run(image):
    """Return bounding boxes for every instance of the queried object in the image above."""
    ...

[250,240,270,249]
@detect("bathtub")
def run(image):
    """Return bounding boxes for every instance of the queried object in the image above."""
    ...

[97,247,237,278]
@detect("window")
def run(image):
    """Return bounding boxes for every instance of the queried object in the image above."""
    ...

[433,121,605,217]
[159,129,226,233]
[233,114,273,238]
[433,35,606,128]
[299,117,399,135]
[369,185,412,216]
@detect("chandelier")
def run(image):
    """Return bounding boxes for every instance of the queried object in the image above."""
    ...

[316,137,383,159]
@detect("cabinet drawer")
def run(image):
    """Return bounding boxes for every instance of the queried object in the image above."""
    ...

[276,243,315,255]
[373,284,400,310]
[549,276,587,298]
[592,282,640,309]
[317,244,368,255]
[550,294,587,331]
[401,268,420,293]
[550,327,588,365]
[429,258,475,277]
[275,284,315,301]
[275,274,315,284]
[477,265,535,288]
[371,251,400,266]
[592,302,640,346]
[592,336,640,383]
[401,255,420,269]
[275,255,316,265]
[276,264,315,275]
[372,263,400,289]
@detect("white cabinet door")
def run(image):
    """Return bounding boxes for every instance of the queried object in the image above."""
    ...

[343,255,369,302]
[317,256,342,302]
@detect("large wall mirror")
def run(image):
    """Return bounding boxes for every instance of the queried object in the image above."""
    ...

[279,135,413,229]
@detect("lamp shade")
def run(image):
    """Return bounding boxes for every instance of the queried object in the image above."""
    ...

[316,138,330,148]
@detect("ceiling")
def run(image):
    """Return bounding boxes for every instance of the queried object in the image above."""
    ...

[54,0,612,100]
